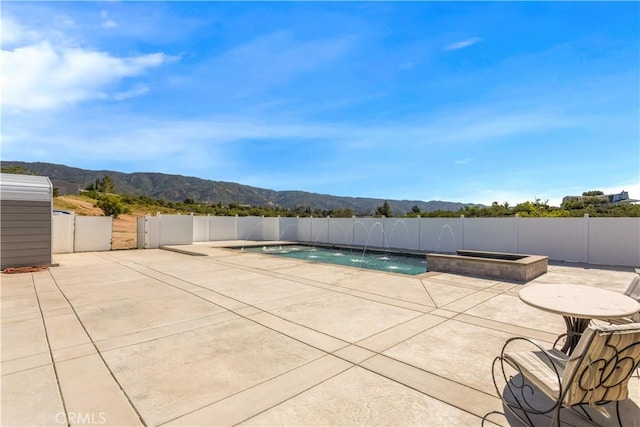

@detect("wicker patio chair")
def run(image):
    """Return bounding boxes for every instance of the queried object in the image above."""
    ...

[484,322,640,427]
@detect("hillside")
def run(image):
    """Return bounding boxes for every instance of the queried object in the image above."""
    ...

[3,161,481,214]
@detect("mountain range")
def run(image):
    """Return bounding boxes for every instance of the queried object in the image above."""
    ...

[2,161,482,214]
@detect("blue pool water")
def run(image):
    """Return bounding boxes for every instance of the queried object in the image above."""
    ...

[241,245,427,275]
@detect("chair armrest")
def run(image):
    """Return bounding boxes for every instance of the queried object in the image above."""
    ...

[503,336,568,362]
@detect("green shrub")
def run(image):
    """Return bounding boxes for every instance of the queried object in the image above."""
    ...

[96,194,127,218]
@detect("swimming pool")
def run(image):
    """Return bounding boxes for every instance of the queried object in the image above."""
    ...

[240,245,427,275]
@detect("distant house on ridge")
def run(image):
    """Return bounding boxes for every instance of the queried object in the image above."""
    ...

[562,190,637,206]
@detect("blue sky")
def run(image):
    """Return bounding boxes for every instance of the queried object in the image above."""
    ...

[2,1,639,206]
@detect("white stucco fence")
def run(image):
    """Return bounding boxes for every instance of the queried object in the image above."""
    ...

[136,214,639,267]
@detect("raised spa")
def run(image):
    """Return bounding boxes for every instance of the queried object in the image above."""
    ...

[426,250,548,282]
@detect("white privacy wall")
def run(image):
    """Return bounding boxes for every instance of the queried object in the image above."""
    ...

[193,216,209,242]
[385,217,420,250]
[159,215,193,246]
[279,217,298,241]
[463,217,518,253]
[52,214,75,253]
[135,214,640,267]
[237,216,264,241]
[209,216,237,241]
[328,218,354,246]
[75,216,112,252]
[419,218,463,252]
[589,218,639,266]
[263,217,280,241]
[296,217,312,242]
[518,218,586,263]
[354,218,384,248]
[52,214,112,253]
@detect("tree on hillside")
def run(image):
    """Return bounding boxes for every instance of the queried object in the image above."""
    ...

[330,208,354,218]
[375,201,392,217]
[99,176,115,193]
[86,176,115,193]
[582,190,604,196]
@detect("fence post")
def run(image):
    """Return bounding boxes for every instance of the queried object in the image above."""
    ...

[515,214,520,253]
[352,216,356,246]
[72,212,77,253]
[583,214,590,263]
[144,215,149,249]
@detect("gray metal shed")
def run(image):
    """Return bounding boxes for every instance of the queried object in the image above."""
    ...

[0,173,53,269]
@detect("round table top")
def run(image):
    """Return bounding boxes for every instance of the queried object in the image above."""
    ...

[519,284,640,320]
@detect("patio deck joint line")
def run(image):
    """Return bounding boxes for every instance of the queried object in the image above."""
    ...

[330,344,377,365]
[419,277,438,308]
[356,316,448,354]
[100,254,354,354]
[95,312,240,353]
[440,286,508,313]
[233,366,357,427]
[352,312,436,350]
[158,354,353,426]
[46,269,147,427]
[209,256,437,313]
[1,352,52,376]
[186,250,439,310]
[103,253,433,351]
[454,313,560,343]
[31,271,69,425]
[360,353,501,422]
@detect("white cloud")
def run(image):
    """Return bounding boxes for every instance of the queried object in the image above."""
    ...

[100,10,118,28]
[0,16,172,111]
[101,20,118,29]
[444,37,482,51]
[0,16,40,47]
[455,158,473,165]
[206,31,354,95]
[113,84,149,100]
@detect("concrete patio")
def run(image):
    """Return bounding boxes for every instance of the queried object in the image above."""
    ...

[2,242,639,426]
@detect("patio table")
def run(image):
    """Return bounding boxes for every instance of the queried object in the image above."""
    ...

[518,283,640,354]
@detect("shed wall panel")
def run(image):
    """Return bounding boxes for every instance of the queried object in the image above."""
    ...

[1,241,52,250]
[5,248,52,257]
[0,199,52,269]
[3,254,52,267]
[1,234,48,243]
[1,204,52,214]
[2,221,51,229]
[2,213,54,222]
[1,228,51,236]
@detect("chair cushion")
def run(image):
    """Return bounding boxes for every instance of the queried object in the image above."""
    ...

[503,349,568,397]
[563,323,640,405]
[504,324,640,407]
[624,276,640,301]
